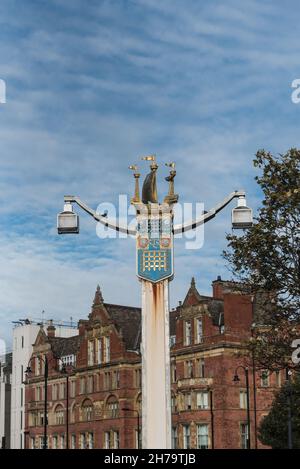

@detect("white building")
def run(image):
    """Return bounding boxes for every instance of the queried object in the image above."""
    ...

[0,353,12,448]
[10,320,77,449]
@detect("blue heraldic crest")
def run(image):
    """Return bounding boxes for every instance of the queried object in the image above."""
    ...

[137,216,173,283]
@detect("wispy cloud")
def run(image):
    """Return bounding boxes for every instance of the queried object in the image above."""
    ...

[0,0,299,345]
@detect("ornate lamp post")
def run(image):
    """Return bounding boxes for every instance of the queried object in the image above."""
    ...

[57,156,252,448]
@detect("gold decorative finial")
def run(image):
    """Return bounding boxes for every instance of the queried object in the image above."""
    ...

[141,155,156,161]
[129,164,141,204]
[164,162,178,205]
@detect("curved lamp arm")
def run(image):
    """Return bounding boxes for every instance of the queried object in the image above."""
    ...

[173,190,246,234]
[64,195,137,236]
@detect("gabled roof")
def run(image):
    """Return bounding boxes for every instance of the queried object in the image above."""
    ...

[182,277,210,307]
[48,335,81,358]
[105,303,141,351]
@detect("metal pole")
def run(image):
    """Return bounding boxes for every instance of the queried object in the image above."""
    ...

[245,368,251,449]
[44,358,48,450]
[286,370,293,449]
[137,411,140,449]
[210,390,214,449]
[141,279,171,448]
[66,375,69,449]
[251,359,257,449]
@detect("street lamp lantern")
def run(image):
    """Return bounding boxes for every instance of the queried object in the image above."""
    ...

[57,202,79,234]
[232,196,253,229]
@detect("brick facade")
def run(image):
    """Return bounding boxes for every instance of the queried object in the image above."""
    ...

[24,278,281,449]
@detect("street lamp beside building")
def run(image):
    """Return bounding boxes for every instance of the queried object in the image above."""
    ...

[233,365,251,449]
[25,356,49,450]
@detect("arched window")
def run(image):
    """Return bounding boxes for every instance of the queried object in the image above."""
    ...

[82,399,93,421]
[106,395,119,418]
[55,405,64,425]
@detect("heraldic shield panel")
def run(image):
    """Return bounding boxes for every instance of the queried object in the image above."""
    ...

[136,214,174,283]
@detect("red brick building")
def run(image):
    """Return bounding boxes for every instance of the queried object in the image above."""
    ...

[24,277,282,449]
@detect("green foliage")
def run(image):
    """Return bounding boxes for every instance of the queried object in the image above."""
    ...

[259,376,300,449]
[224,149,300,370]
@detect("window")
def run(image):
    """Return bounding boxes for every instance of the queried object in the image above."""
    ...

[70,380,76,398]
[88,340,94,366]
[196,391,209,409]
[275,371,281,387]
[88,433,94,449]
[183,425,190,449]
[107,396,119,418]
[71,434,76,449]
[172,427,178,449]
[170,335,176,347]
[135,369,142,388]
[20,388,23,406]
[80,433,87,449]
[30,437,35,449]
[184,393,192,410]
[104,336,110,363]
[240,423,249,449]
[70,404,76,423]
[59,382,65,399]
[60,434,65,449]
[97,338,102,364]
[60,354,76,369]
[52,436,58,450]
[52,383,58,400]
[197,424,209,449]
[82,400,93,421]
[36,386,41,401]
[171,394,177,412]
[104,372,111,390]
[55,406,64,425]
[195,318,203,343]
[239,390,247,409]
[104,431,110,449]
[185,360,193,378]
[35,357,41,376]
[104,430,119,449]
[80,377,86,394]
[113,431,119,449]
[112,370,120,389]
[87,375,94,393]
[21,365,24,382]
[171,363,177,383]
[261,370,269,387]
[184,321,192,346]
[197,358,205,378]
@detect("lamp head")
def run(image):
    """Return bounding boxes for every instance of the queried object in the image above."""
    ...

[233,373,240,383]
[232,195,253,229]
[57,202,79,234]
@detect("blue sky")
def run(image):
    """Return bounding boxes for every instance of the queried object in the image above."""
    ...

[0,0,300,346]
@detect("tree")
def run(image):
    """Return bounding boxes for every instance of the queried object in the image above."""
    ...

[258,375,300,449]
[224,149,300,371]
